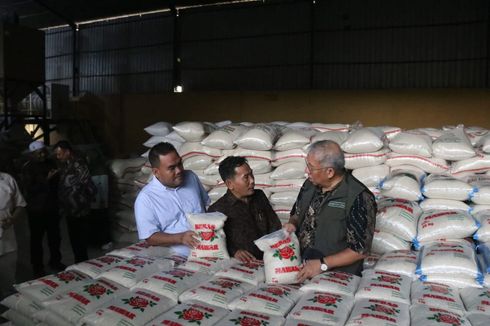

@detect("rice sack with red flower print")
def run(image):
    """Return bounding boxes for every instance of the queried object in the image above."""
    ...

[254,229,301,284]
[146,301,229,326]
[354,269,411,305]
[215,259,265,285]
[14,270,90,304]
[66,255,124,279]
[39,278,128,325]
[229,284,303,317]
[107,241,173,259]
[411,281,465,314]
[80,289,175,326]
[410,304,471,326]
[1,293,43,324]
[344,298,409,326]
[460,287,490,315]
[187,212,230,259]
[179,256,233,275]
[299,271,360,297]
[216,309,285,326]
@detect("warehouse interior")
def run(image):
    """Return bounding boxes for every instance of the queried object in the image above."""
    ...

[2,0,490,325]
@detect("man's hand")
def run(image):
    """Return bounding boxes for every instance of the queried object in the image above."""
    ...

[296,259,322,283]
[181,231,200,248]
[234,250,256,263]
[283,223,297,233]
[1,218,13,230]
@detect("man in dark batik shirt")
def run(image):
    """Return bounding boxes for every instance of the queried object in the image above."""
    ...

[208,156,282,262]
[284,140,376,279]
[54,140,96,263]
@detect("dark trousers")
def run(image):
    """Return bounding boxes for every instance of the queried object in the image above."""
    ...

[66,216,89,263]
[27,210,62,268]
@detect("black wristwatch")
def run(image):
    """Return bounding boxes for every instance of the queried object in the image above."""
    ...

[320,257,328,272]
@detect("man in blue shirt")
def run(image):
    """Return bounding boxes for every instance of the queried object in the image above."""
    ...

[134,142,210,256]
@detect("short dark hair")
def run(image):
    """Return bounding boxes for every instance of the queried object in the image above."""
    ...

[149,142,178,168]
[54,140,72,151]
[218,156,248,182]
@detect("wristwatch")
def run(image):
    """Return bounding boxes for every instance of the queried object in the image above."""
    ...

[320,257,328,272]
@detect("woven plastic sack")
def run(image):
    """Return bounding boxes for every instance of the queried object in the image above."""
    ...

[460,287,490,314]
[410,304,471,326]
[268,178,305,193]
[380,126,402,139]
[415,210,479,244]
[344,298,410,326]
[421,273,483,288]
[2,309,38,326]
[144,121,173,136]
[216,310,285,326]
[173,121,207,141]
[80,289,176,326]
[432,126,476,161]
[352,164,390,187]
[183,155,214,170]
[233,148,273,161]
[467,312,490,326]
[42,278,128,324]
[97,256,173,288]
[371,230,411,255]
[411,281,465,314]
[179,142,222,160]
[247,159,273,174]
[147,302,229,326]
[15,270,90,303]
[269,191,299,207]
[422,175,475,201]
[341,127,385,153]
[179,257,232,275]
[299,271,360,297]
[311,131,348,145]
[474,210,490,242]
[270,162,306,180]
[143,135,185,149]
[412,128,445,140]
[187,212,230,259]
[376,199,421,241]
[229,284,302,317]
[420,199,471,212]
[379,174,422,201]
[207,186,227,203]
[254,229,301,284]
[66,255,123,279]
[0,293,43,320]
[194,170,222,187]
[386,153,449,174]
[132,268,209,302]
[467,175,490,205]
[201,124,247,149]
[107,241,173,259]
[466,127,489,146]
[215,259,265,286]
[451,154,490,177]
[355,270,412,305]
[374,250,418,278]
[109,158,147,179]
[179,277,253,309]
[234,124,279,150]
[274,129,313,151]
[390,164,427,182]
[389,132,433,157]
[287,291,354,325]
[311,123,350,132]
[272,148,307,166]
[344,149,389,169]
[254,172,274,189]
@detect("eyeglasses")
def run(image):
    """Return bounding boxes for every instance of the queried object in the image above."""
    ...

[305,160,332,172]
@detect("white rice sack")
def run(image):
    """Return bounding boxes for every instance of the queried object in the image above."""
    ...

[215,260,265,286]
[179,277,253,309]
[371,230,411,255]
[421,273,483,288]
[233,148,273,161]
[411,281,465,314]
[113,210,137,231]
[352,164,390,187]
[410,304,471,326]
[389,132,433,157]
[422,175,475,201]
[272,148,307,167]
[187,212,229,259]
[201,124,247,149]
[420,199,471,212]
[144,121,172,136]
[473,204,490,214]
[390,164,427,182]
[269,191,299,207]
[274,205,292,223]
[234,124,279,150]
[379,174,422,201]
[132,268,209,302]
[344,298,410,326]
[2,309,38,326]
[416,241,480,279]
[451,154,490,177]
[270,161,306,180]
[374,250,418,278]
[460,287,490,314]
[467,175,490,205]
[66,255,123,279]
[341,127,386,153]
[248,159,273,174]
[363,254,381,270]
[432,126,476,161]
[416,210,479,244]
[268,178,305,193]
[467,312,490,326]
[0,293,43,319]
[467,127,489,146]
[299,271,360,297]
[42,279,128,324]
[474,210,490,242]
[386,152,449,174]
[173,121,207,141]
[311,123,350,132]
[286,122,311,129]
[411,128,444,140]
[344,149,389,169]
[274,129,313,151]
[380,126,403,140]
[229,284,302,317]
[254,229,301,284]
[311,131,348,145]
[479,133,490,154]
[216,310,285,326]
[109,158,146,179]
[97,256,172,288]
[287,291,354,325]
[143,135,185,149]
[178,142,222,160]
[146,302,229,326]
[376,199,421,241]
[15,270,90,303]
[107,241,172,259]
[254,172,274,188]
[203,162,219,175]
[208,186,227,202]
[179,257,232,275]
[355,269,412,305]
[80,289,175,326]
[195,170,222,187]
[183,155,214,170]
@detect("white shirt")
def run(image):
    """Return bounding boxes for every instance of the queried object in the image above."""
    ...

[0,172,27,255]
[134,171,210,256]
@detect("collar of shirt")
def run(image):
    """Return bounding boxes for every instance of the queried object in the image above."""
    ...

[150,172,187,192]
[223,189,252,206]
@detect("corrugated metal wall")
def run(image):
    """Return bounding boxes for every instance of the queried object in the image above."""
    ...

[44,0,490,94]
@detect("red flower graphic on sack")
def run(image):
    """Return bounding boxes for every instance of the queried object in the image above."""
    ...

[308,294,340,307]
[136,241,151,248]
[122,296,156,312]
[329,272,352,281]
[98,256,117,264]
[128,258,147,267]
[378,275,401,285]
[241,262,262,270]
[84,283,111,298]
[272,244,297,261]
[169,269,191,280]
[200,231,217,242]
[428,313,461,325]
[427,284,450,295]
[366,304,399,316]
[265,286,289,297]
[175,307,211,324]
[230,316,268,326]
[211,278,239,289]
[56,272,76,283]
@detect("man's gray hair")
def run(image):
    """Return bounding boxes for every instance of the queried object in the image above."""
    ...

[307,140,345,173]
